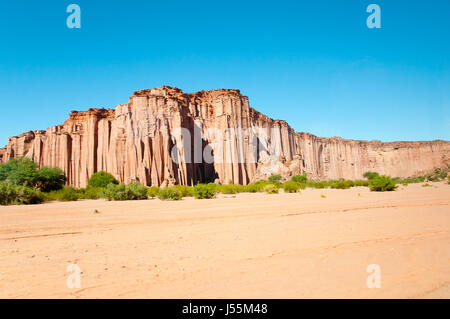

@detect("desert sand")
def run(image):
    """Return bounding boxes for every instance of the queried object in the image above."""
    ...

[0,182,449,298]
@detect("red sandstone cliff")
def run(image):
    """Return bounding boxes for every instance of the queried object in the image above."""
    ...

[1,86,449,187]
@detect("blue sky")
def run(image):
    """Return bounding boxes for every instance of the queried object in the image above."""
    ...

[0,0,449,144]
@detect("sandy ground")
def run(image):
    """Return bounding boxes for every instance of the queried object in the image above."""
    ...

[0,182,449,299]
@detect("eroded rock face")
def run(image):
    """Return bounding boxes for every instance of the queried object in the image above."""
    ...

[1,86,449,187]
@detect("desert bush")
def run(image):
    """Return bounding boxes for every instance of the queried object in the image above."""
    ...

[172,185,193,197]
[330,180,352,189]
[422,183,432,187]
[0,158,66,192]
[88,171,118,188]
[102,182,148,201]
[0,181,44,205]
[128,182,148,200]
[34,166,66,192]
[219,184,239,194]
[252,180,271,191]
[80,187,103,199]
[363,172,379,180]
[242,183,259,193]
[59,186,80,201]
[368,176,397,192]
[43,186,80,202]
[354,180,369,187]
[0,157,38,186]
[282,181,300,193]
[268,174,282,183]
[291,174,307,183]
[147,186,160,198]
[263,184,279,194]
[157,187,183,201]
[14,186,44,205]
[192,183,216,199]
[102,183,132,201]
[396,176,425,184]
[306,181,328,189]
[0,181,18,205]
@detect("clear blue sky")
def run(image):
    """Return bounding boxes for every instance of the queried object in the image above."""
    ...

[0,0,449,144]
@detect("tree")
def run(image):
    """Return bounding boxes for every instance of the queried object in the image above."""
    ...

[35,166,67,192]
[0,157,38,186]
[88,171,118,188]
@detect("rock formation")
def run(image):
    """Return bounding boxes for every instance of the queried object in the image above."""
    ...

[1,86,449,187]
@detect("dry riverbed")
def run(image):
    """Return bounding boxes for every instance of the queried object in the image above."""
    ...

[0,182,449,298]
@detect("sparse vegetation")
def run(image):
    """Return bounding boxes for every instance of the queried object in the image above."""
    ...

[264,184,279,194]
[268,174,282,183]
[147,186,160,198]
[87,171,118,188]
[0,181,44,205]
[291,173,307,183]
[0,157,446,205]
[157,187,183,201]
[192,183,216,199]
[368,176,397,192]
[102,182,148,201]
[0,157,66,191]
[363,172,379,180]
[282,181,301,193]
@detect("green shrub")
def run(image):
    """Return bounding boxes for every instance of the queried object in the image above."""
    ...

[14,186,44,205]
[192,183,216,199]
[102,183,131,201]
[396,176,425,184]
[102,182,148,201]
[242,183,259,193]
[80,187,103,199]
[291,174,307,183]
[0,181,18,205]
[252,180,271,191]
[0,181,44,205]
[147,186,160,198]
[354,180,369,187]
[369,176,397,192]
[0,157,38,186]
[219,184,239,194]
[172,185,193,197]
[59,187,80,201]
[307,181,328,189]
[34,166,66,192]
[363,172,380,180]
[157,187,183,201]
[128,182,148,200]
[330,180,352,189]
[263,184,279,194]
[88,171,118,188]
[268,174,282,183]
[282,181,300,193]
[0,158,67,192]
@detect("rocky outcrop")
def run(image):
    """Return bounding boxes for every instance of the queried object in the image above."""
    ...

[1,86,449,187]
